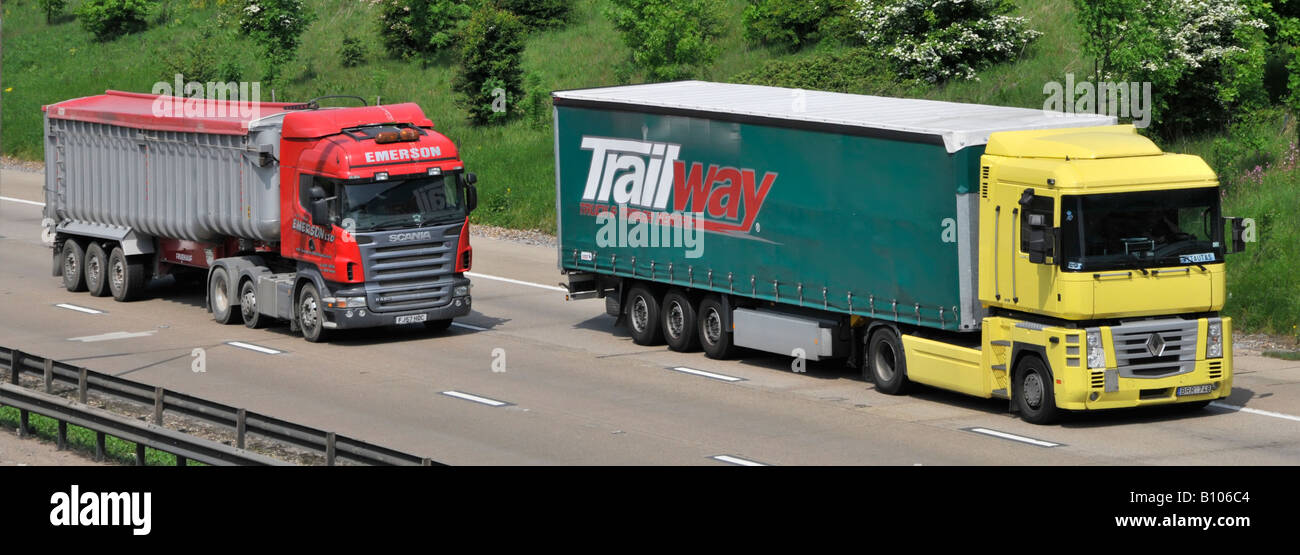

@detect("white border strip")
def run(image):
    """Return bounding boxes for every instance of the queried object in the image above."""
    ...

[669,366,744,382]
[1210,402,1300,423]
[712,455,767,467]
[226,341,283,355]
[55,303,103,315]
[442,390,510,407]
[967,427,1061,448]
[466,272,566,292]
[0,196,45,207]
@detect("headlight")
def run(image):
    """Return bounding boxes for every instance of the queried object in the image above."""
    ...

[1206,320,1223,358]
[325,296,367,308]
[1087,328,1106,369]
[454,285,469,296]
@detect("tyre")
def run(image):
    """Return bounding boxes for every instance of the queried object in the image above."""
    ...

[1014,355,1060,425]
[240,279,266,329]
[61,240,88,292]
[84,243,111,297]
[696,296,736,360]
[625,285,664,346]
[209,267,241,325]
[867,327,911,395]
[424,319,454,332]
[662,290,699,352]
[297,282,330,343]
[107,247,145,302]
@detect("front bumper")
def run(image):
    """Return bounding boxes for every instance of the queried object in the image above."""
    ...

[321,295,472,329]
[1065,357,1232,410]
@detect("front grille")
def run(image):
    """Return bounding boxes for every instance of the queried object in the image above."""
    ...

[1208,360,1223,380]
[1090,371,1105,389]
[1111,319,1198,379]
[357,223,461,312]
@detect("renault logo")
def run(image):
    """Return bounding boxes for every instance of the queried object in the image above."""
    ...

[1145,333,1167,357]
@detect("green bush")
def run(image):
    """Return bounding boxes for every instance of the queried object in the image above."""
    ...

[238,0,316,84]
[40,0,68,24]
[742,0,848,51]
[731,48,924,96]
[850,0,1042,83]
[493,0,574,30]
[76,0,153,41]
[454,7,526,126]
[605,0,725,81]
[339,34,367,68]
[376,0,474,61]
[160,26,244,85]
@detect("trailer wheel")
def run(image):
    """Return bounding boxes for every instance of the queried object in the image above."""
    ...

[298,283,330,343]
[209,267,241,325]
[1014,355,1060,425]
[626,285,664,346]
[85,243,111,297]
[107,247,145,302]
[662,290,699,352]
[61,240,88,292]
[697,297,736,360]
[240,279,266,329]
[867,327,911,395]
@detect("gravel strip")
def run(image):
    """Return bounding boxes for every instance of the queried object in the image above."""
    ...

[0,156,43,173]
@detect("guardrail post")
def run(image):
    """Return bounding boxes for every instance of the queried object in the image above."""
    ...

[95,431,106,461]
[236,409,246,449]
[153,387,165,425]
[43,358,54,393]
[175,455,187,467]
[77,368,88,404]
[8,349,20,384]
[57,421,68,450]
[421,458,432,467]
[326,432,336,466]
[17,409,29,438]
[135,443,146,466]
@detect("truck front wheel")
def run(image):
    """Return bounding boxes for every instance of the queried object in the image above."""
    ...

[61,240,88,292]
[697,297,736,360]
[298,283,330,343]
[107,247,145,302]
[85,243,111,297]
[209,267,241,325]
[1014,355,1060,425]
[626,285,664,346]
[867,327,911,395]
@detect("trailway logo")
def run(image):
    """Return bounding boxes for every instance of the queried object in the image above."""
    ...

[578,136,777,238]
[50,485,152,536]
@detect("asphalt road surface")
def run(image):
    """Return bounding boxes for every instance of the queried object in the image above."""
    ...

[3,169,1299,465]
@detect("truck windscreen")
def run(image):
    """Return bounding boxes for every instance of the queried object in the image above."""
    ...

[1061,187,1223,272]
[324,175,466,231]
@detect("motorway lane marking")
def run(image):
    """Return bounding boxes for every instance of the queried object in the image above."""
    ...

[226,341,283,355]
[1210,402,1300,423]
[668,366,745,382]
[465,272,567,292]
[0,196,44,207]
[68,331,157,342]
[55,303,104,315]
[965,427,1062,448]
[712,455,768,466]
[441,390,512,407]
[450,322,488,332]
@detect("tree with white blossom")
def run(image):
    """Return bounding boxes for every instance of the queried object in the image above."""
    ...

[239,0,316,85]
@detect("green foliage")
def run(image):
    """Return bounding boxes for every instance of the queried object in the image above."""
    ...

[40,0,68,24]
[732,48,924,96]
[741,0,848,52]
[454,7,526,126]
[339,33,367,68]
[375,0,474,61]
[849,0,1043,82]
[159,24,243,85]
[76,0,153,41]
[239,0,316,84]
[605,0,725,81]
[493,0,574,30]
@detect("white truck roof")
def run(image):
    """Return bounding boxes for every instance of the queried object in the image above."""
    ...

[552,80,1117,154]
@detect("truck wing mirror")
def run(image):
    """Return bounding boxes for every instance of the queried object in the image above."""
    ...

[310,198,331,227]
[1227,216,1248,254]
[466,185,478,212]
[464,172,478,185]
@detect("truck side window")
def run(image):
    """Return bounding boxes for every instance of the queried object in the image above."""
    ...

[299,174,314,210]
[1020,195,1055,254]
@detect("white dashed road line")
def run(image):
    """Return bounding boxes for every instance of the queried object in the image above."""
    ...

[226,341,283,355]
[441,390,511,407]
[712,455,768,466]
[1210,402,1300,423]
[55,303,104,315]
[68,331,157,342]
[668,366,745,382]
[966,427,1062,448]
